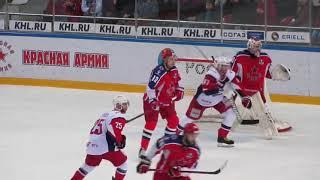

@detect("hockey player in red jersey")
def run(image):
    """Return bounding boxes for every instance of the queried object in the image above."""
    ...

[139,48,184,157]
[232,37,272,103]
[177,56,246,147]
[137,123,200,180]
[71,95,129,180]
[232,37,291,132]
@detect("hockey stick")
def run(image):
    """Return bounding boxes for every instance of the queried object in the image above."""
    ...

[126,113,144,123]
[148,160,228,175]
[125,101,172,124]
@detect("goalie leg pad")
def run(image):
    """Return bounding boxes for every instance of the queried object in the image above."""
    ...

[275,121,292,132]
[250,92,279,139]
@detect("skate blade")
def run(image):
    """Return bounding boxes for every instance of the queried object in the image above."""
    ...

[217,143,234,148]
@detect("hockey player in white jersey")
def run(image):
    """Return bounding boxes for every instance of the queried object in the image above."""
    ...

[71,95,129,180]
[178,56,247,147]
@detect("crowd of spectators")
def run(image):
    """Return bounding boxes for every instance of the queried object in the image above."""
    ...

[44,0,134,21]
[41,1,318,27]
[1,0,320,44]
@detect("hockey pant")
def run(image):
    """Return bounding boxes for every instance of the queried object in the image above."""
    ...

[140,100,179,151]
[71,150,127,180]
[178,97,236,138]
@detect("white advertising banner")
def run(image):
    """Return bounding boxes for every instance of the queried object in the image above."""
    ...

[137,26,179,38]
[54,22,95,33]
[267,31,310,43]
[179,27,221,40]
[222,29,247,40]
[95,24,135,36]
[0,34,319,96]
[0,19,4,30]
[9,20,51,32]
[222,29,265,41]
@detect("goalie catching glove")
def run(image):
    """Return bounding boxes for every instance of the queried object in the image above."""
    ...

[271,64,291,81]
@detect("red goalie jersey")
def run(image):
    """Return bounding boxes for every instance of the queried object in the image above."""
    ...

[232,49,272,102]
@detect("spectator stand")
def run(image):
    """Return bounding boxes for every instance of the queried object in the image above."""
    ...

[0,0,319,46]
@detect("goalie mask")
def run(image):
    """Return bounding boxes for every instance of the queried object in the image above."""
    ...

[113,95,129,113]
[247,37,262,57]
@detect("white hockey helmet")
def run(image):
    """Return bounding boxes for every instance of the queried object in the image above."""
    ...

[113,95,129,111]
[213,56,232,67]
[212,56,232,75]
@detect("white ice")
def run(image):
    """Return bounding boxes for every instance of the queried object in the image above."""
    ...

[1,85,319,180]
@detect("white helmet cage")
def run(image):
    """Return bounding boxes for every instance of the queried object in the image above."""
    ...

[247,38,262,51]
[113,95,130,111]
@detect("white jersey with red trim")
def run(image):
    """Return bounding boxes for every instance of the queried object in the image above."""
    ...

[196,67,235,107]
[86,110,126,155]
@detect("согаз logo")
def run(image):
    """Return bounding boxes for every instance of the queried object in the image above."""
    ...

[0,40,15,72]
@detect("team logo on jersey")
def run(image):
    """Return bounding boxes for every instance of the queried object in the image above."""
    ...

[252,66,258,73]
[247,66,262,81]
[259,58,264,65]
[0,40,15,72]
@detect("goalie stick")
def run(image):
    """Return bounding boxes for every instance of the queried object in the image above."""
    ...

[148,160,228,175]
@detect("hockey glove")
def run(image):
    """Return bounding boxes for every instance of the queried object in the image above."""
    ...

[149,98,160,111]
[136,156,151,174]
[116,135,126,149]
[242,96,252,109]
[174,87,184,101]
[168,166,181,177]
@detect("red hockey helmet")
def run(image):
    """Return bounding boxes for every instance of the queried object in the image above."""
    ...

[161,48,176,60]
[184,123,200,134]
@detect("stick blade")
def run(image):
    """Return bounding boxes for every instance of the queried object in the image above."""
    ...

[209,160,228,174]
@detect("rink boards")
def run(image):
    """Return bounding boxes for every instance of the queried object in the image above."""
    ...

[0,32,319,104]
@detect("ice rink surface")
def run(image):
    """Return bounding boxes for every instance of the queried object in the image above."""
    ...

[1,85,320,180]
